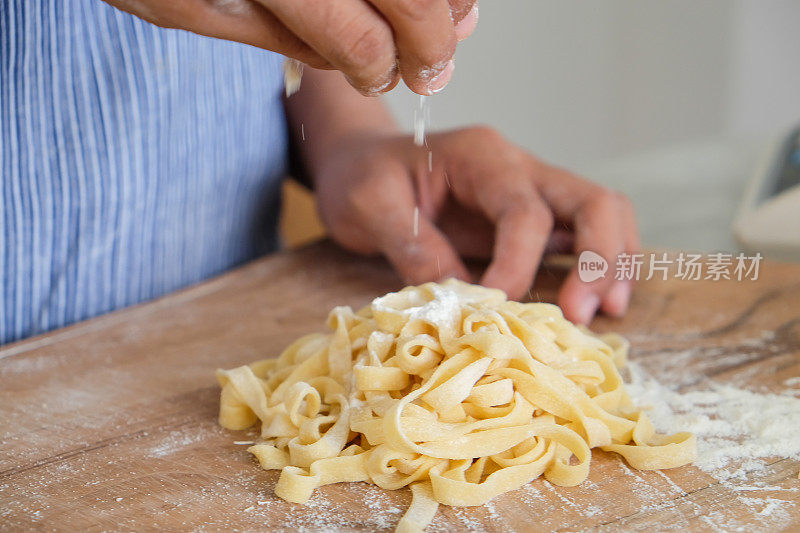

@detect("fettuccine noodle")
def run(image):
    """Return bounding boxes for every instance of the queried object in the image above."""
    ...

[216,280,695,531]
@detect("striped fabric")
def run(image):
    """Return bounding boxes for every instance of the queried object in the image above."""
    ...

[1,1,289,345]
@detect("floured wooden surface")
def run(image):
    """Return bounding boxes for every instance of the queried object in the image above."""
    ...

[1,242,799,532]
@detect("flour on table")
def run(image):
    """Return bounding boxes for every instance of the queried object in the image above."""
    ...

[624,361,800,480]
[624,361,799,529]
[148,428,206,458]
[784,376,800,388]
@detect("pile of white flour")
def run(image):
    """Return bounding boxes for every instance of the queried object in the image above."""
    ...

[624,362,800,481]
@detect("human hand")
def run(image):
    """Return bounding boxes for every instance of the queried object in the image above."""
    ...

[103,0,479,95]
[315,127,639,324]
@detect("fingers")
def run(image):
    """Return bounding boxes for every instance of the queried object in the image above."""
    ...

[207,0,471,95]
[427,127,555,300]
[449,0,477,23]
[259,0,398,94]
[557,189,631,325]
[179,1,332,69]
[522,159,638,323]
[600,194,639,317]
[336,157,470,285]
[368,0,457,95]
[130,0,476,94]
[454,2,478,41]
[370,173,470,284]
[381,209,471,285]
[479,193,553,301]
[456,153,553,300]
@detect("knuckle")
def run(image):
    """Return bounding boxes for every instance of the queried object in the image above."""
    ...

[527,151,543,167]
[457,125,513,154]
[347,181,381,219]
[509,199,553,232]
[338,20,394,74]
[589,186,617,210]
[615,191,635,212]
[503,148,529,170]
[528,203,554,231]
[465,124,504,144]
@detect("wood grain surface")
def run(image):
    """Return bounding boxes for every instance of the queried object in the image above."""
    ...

[1,242,799,532]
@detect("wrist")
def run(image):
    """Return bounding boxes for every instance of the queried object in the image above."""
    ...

[283,68,399,184]
[309,126,399,181]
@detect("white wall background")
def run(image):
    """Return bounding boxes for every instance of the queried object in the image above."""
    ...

[382,0,800,252]
[384,0,800,169]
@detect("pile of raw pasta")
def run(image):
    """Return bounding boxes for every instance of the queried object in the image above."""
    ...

[216,279,695,532]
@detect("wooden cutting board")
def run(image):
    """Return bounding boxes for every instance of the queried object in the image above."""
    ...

[1,242,799,532]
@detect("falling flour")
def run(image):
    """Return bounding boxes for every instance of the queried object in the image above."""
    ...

[412,95,433,242]
[414,95,429,147]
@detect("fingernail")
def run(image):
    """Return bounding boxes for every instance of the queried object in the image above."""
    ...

[605,282,632,317]
[427,60,455,94]
[576,294,601,325]
[378,64,400,94]
[346,65,399,96]
[455,4,479,41]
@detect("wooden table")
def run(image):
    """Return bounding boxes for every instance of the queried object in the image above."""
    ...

[2,242,799,532]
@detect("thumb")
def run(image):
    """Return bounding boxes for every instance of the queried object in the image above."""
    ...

[379,207,470,286]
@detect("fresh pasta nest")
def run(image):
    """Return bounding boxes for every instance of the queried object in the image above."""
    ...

[216,279,695,532]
